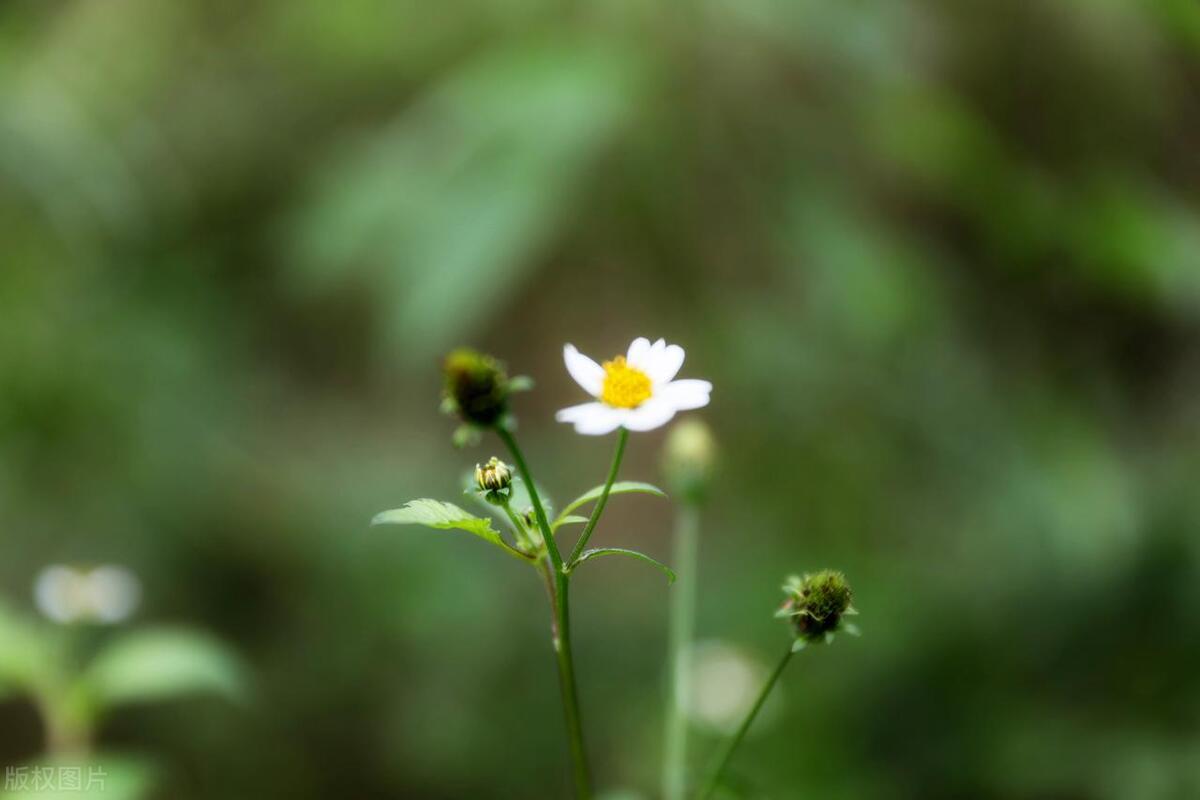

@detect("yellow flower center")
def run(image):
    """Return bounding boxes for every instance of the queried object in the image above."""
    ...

[601,356,653,408]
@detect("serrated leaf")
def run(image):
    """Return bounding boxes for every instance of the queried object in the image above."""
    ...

[84,628,247,712]
[373,499,498,536]
[372,499,529,562]
[556,481,666,523]
[570,547,675,584]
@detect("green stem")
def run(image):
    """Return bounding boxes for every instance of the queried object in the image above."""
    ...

[498,427,564,572]
[566,428,629,567]
[498,498,535,554]
[696,642,796,800]
[663,503,700,800]
[497,427,592,799]
[38,691,91,758]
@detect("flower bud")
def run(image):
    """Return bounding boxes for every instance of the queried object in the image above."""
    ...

[475,457,513,494]
[443,348,510,427]
[662,419,716,504]
[778,570,856,645]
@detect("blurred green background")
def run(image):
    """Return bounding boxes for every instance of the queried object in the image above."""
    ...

[3,0,1200,797]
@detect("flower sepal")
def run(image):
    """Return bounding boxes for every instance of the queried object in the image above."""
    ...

[508,375,535,393]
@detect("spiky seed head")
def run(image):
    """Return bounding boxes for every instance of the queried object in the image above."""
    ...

[779,570,855,644]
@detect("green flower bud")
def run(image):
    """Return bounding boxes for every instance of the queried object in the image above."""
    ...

[778,570,857,645]
[662,419,717,503]
[443,348,511,428]
[475,457,513,493]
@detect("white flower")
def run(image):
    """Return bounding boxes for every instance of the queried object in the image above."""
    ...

[33,564,141,625]
[556,337,712,435]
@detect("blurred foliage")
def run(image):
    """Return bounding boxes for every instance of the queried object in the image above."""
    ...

[0,603,243,799]
[1,754,157,800]
[2,0,1200,798]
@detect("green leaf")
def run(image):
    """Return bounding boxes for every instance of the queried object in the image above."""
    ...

[84,628,247,712]
[570,548,675,584]
[0,604,56,701]
[372,499,529,561]
[551,515,589,532]
[556,481,666,523]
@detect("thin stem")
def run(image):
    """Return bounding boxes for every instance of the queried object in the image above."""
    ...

[552,573,590,798]
[696,642,796,800]
[499,499,526,536]
[39,693,91,758]
[566,428,629,567]
[498,498,535,554]
[498,427,564,572]
[663,503,700,800]
[497,427,592,799]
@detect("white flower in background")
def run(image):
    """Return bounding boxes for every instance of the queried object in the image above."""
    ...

[34,564,141,624]
[556,338,712,435]
[685,641,777,734]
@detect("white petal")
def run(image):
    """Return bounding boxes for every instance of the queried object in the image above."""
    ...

[647,344,685,385]
[660,379,712,411]
[646,338,667,368]
[556,402,624,435]
[620,398,678,431]
[563,344,604,397]
[626,337,652,370]
[556,401,602,422]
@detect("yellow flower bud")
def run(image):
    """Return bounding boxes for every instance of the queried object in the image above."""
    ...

[474,457,513,494]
